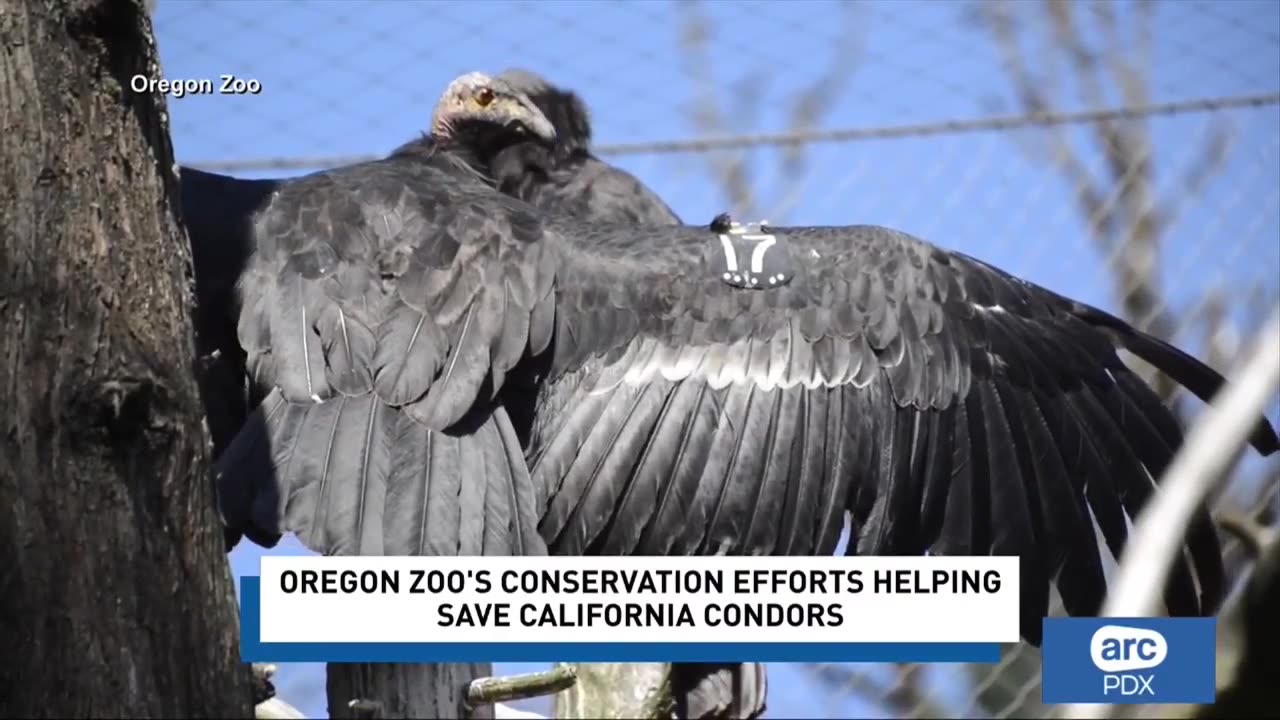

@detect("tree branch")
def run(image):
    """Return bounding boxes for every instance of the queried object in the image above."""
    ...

[466,666,577,711]
[677,0,863,222]
[975,0,1238,407]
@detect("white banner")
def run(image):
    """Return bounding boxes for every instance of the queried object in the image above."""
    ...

[256,555,1021,645]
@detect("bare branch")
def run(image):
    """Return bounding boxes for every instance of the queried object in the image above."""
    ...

[677,0,863,221]
[977,0,1248,423]
[254,666,565,712]
[977,0,1109,235]
[466,665,578,710]
[1157,122,1232,233]
[779,4,864,175]
[678,0,757,216]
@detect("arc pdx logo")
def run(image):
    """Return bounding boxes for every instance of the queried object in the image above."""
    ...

[1041,617,1215,705]
[1090,624,1167,697]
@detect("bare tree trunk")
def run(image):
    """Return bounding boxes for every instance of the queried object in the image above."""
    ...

[0,0,252,716]
[327,663,496,720]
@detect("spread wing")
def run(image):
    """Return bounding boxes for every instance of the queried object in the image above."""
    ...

[515,218,1278,644]
[191,146,757,719]
[213,153,548,560]
[208,149,1277,646]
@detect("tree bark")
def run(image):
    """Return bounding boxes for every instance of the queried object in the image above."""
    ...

[554,663,673,719]
[0,0,252,716]
[327,663,496,720]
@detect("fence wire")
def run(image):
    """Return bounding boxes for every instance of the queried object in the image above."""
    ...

[152,1,1280,718]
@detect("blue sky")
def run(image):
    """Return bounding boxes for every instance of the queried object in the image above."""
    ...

[152,1,1280,717]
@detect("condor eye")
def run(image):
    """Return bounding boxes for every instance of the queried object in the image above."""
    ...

[475,87,495,107]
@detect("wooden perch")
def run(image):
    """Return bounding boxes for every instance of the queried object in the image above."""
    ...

[324,663,572,719]
[466,665,578,710]
[255,682,546,719]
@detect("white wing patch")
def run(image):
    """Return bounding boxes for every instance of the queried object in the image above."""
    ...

[586,321,878,395]
[972,303,1007,314]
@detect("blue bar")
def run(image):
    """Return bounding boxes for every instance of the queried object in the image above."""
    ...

[239,576,1002,664]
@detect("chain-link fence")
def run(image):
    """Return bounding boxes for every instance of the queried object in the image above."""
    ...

[152,1,1280,717]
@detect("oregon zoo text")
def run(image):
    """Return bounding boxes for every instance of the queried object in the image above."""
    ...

[277,568,478,594]
[280,569,400,595]
[130,74,262,98]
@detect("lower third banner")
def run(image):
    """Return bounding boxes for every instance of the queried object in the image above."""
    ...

[239,555,1020,664]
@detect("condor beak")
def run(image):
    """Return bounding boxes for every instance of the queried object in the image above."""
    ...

[507,93,556,143]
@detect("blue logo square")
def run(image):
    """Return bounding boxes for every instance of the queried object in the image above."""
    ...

[1041,617,1216,705]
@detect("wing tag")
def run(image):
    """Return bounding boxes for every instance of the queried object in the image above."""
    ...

[709,217,794,290]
